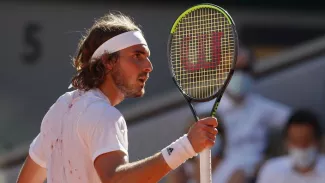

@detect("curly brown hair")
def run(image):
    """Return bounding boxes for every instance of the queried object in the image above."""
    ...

[70,12,142,91]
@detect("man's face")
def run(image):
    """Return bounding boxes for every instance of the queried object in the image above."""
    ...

[287,123,317,149]
[110,44,152,98]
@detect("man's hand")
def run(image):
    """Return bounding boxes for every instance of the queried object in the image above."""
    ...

[187,117,218,153]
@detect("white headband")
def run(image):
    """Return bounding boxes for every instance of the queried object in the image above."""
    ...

[68,31,148,89]
[91,30,148,59]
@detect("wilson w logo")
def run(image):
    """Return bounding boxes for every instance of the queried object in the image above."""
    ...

[181,32,223,72]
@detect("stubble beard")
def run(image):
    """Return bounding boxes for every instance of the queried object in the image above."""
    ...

[110,65,144,98]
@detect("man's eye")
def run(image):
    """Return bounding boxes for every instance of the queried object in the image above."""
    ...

[134,53,142,59]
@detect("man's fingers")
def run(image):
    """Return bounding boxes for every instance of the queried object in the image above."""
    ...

[199,117,218,128]
[201,125,218,135]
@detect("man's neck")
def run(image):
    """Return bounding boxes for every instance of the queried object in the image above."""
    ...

[99,80,124,106]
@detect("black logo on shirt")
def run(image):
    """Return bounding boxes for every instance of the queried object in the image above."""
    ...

[167,147,174,155]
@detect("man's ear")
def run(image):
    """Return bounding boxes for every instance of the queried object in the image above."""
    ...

[105,62,113,71]
[101,53,113,71]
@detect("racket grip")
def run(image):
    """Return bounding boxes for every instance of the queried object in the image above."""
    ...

[200,148,212,183]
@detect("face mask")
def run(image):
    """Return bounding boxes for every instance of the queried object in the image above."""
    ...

[289,146,318,168]
[226,71,253,97]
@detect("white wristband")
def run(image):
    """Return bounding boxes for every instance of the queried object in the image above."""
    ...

[161,134,197,170]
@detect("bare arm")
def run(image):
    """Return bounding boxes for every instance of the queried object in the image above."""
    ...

[16,155,47,183]
[94,117,218,183]
[94,150,171,183]
[165,165,189,183]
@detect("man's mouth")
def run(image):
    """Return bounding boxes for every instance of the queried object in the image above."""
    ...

[138,76,149,84]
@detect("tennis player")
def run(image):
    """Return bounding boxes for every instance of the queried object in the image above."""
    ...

[16,13,218,183]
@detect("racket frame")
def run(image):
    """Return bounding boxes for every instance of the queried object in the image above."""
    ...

[167,3,238,104]
[166,3,239,183]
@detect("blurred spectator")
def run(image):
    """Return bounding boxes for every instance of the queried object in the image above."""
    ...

[195,43,292,183]
[256,109,325,183]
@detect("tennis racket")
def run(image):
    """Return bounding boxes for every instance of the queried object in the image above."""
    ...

[167,4,238,183]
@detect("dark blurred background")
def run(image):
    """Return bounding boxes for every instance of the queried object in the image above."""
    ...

[0,0,325,182]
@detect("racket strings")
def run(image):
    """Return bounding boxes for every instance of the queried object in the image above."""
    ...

[171,7,235,99]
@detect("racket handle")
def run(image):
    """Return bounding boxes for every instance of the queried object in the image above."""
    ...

[200,148,212,183]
